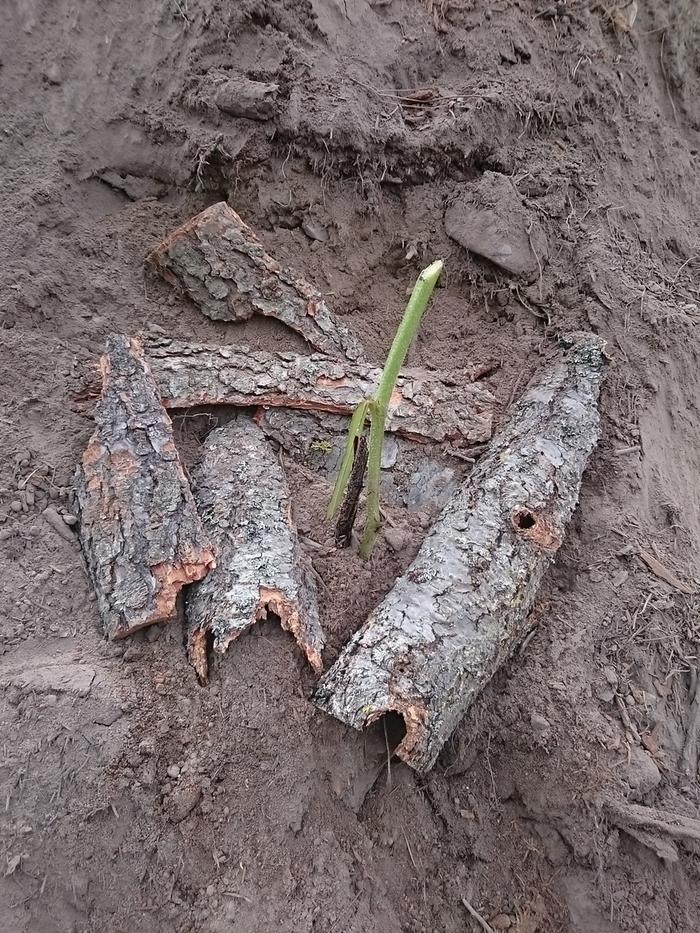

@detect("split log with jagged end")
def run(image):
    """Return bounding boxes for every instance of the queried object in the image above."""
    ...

[146,201,365,362]
[186,416,324,682]
[313,333,606,773]
[76,336,216,640]
[140,338,495,446]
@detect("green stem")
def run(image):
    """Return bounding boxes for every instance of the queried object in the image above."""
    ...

[359,259,444,558]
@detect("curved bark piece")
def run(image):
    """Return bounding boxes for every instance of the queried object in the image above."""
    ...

[76,336,215,640]
[146,201,365,362]
[186,417,324,682]
[143,338,495,446]
[313,333,605,772]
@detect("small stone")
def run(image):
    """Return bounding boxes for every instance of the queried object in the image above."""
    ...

[530,712,551,734]
[206,884,216,897]
[301,218,329,242]
[25,491,35,507]
[603,666,618,686]
[384,527,411,553]
[62,513,78,526]
[44,62,62,85]
[0,528,13,541]
[490,916,512,931]
[166,780,202,823]
[10,500,22,512]
[167,764,181,779]
[622,746,661,798]
[122,644,142,662]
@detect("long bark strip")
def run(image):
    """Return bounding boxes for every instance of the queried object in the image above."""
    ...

[146,201,365,362]
[314,333,605,772]
[186,416,324,682]
[76,336,216,640]
[142,338,495,446]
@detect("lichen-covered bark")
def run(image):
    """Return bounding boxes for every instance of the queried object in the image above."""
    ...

[76,335,215,640]
[146,201,364,362]
[142,337,494,447]
[186,416,324,682]
[314,333,605,772]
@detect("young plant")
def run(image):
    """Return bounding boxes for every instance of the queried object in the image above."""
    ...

[327,259,444,558]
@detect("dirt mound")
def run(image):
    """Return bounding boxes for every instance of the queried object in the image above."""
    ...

[1,1,699,931]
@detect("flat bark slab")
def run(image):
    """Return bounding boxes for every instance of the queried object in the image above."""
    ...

[76,335,216,639]
[142,337,495,447]
[186,416,324,682]
[314,333,605,772]
[146,201,364,362]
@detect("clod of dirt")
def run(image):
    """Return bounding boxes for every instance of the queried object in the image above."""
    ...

[444,171,548,277]
[621,745,662,799]
[165,780,202,823]
[202,74,279,121]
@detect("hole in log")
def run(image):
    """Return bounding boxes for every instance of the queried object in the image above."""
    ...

[514,508,537,530]
[511,508,562,553]
[366,710,408,757]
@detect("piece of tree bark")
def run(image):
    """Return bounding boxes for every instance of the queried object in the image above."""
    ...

[146,201,364,362]
[76,335,216,640]
[186,416,324,682]
[334,436,369,547]
[255,407,464,514]
[314,333,605,772]
[140,337,495,447]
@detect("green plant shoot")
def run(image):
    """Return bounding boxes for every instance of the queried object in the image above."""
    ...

[327,259,444,558]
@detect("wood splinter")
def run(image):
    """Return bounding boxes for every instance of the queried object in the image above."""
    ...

[314,333,606,772]
[146,201,365,362]
[76,335,216,640]
[186,416,324,682]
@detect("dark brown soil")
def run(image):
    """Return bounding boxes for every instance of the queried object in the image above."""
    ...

[1,1,700,931]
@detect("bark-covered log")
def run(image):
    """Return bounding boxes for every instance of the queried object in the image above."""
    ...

[76,336,216,640]
[142,338,494,447]
[186,416,324,682]
[314,333,605,772]
[146,201,364,362]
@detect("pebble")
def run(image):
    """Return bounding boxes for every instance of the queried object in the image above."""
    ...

[491,916,512,931]
[384,526,411,553]
[62,513,78,526]
[0,528,13,541]
[530,712,551,735]
[10,500,22,512]
[167,764,181,779]
[25,490,35,507]
[122,644,142,662]
[603,666,618,686]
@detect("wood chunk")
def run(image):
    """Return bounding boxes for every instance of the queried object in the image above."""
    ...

[76,335,216,639]
[186,417,324,682]
[146,201,364,362]
[314,333,605,772]
[142,337,495,447]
